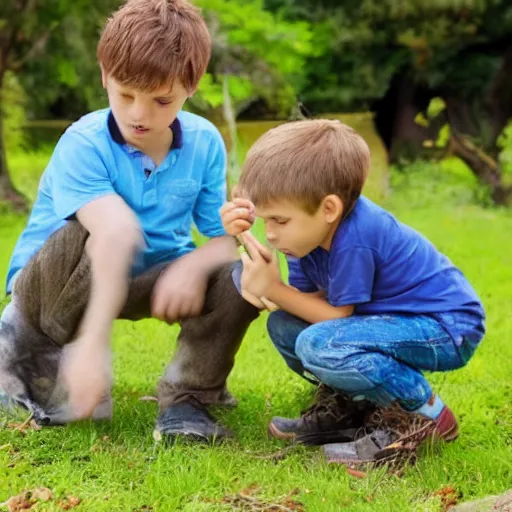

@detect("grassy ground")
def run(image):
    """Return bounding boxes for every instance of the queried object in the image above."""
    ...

[1,129,512,511]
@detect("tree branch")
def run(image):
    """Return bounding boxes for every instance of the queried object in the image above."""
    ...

[8,30,51,71]
[2,0,41,71]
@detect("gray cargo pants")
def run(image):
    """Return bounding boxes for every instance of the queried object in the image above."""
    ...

[0,221,258,423]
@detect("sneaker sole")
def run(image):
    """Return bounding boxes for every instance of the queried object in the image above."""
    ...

[435,423,459,442]
[153,428,230,445]
[268,421,296,441]
[325,425,460,466]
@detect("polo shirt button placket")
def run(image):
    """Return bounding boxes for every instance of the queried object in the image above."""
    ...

[141,156,158,208]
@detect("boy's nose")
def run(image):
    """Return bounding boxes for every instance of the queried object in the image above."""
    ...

[131,102,148,122]
[266,230,277,242]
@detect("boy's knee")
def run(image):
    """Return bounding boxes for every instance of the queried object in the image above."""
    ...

[295,326,332,367]
[207,263,258,316]
[295,328,358,372]
[267,310,306,349]
[267,310,290,340]
[295,331,315,369]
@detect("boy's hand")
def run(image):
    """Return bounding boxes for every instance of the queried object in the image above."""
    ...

[60,334,112,420]
[220,198,255,237]
[240,232,281,298]
[151,255,208,323]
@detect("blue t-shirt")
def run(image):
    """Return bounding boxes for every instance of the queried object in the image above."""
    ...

[6,109,227,293]
[288,196,485,345]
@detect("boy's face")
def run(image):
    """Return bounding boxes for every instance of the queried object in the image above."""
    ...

[103,74,190,149]
[254,197,342,258]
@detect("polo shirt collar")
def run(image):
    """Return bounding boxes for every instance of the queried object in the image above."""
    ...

[107,110,183,150]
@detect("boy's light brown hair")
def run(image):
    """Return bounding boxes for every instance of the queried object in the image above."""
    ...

[97,0,210,92]
[238,120,371,217]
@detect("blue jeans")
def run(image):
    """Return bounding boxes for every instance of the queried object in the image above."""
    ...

[267,311,482,411]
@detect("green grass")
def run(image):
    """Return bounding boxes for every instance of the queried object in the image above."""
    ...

[1,138,512,511]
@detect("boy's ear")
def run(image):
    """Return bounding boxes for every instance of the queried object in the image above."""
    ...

[322,194,343,223]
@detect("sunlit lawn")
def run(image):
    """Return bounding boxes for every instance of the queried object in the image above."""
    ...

[1,120,511,511]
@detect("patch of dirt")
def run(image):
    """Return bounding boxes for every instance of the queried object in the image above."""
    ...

[1,489,81,511]
[57,496,81,510]
[1,488,53,511]
[209,485,305,511]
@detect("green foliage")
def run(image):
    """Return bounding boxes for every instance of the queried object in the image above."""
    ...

[416,97,452,149]
[266,0,512,112]
[437,124,452,148]
[192,0,313,117]
[195,74,255,111]
[15,2,117,118]
[426,97,446,119]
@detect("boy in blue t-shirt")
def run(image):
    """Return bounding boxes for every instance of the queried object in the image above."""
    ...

[0,0,259,441]
[221,119,485,464]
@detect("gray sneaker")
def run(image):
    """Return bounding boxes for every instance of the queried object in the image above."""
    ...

[153,396,233,444]
[323,402,458,468]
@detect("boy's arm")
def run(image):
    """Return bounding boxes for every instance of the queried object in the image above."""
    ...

[241,232,356,324]
[61,195,143,419]
[40,128,145,418]
[76,194,143,336]
[266,283,354,324]
[152,234,239,322]
[152,129,239,322]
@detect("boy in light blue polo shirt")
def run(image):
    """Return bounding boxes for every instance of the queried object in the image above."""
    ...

[221,119,485,467]
[0,0,258,442]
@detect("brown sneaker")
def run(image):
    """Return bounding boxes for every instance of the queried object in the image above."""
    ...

[323,402,459,467]
[268,385,375,445]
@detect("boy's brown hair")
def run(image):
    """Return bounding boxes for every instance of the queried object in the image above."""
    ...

[238,120,371,216]
[97,0,210,92]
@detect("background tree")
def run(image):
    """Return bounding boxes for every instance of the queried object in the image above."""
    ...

[266,0,512,203]
[188,0,313,185]
[0,0,118,209]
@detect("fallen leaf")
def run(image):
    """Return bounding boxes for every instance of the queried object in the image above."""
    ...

[31,488,53,502]
[1,495,32,512]
[218,486,304,511]
[58,496,81,510]
[6,418,40,435]
[434,486,459,511]
[346,468,367,479]
[239,484,260,496]
[1,487,53,511]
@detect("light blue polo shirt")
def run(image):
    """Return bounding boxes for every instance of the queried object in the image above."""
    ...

[6,108,227,293]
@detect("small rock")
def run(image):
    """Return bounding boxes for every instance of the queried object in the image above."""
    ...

[450,491,512,512]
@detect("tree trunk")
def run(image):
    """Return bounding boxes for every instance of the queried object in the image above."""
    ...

[0,69,28,212]
[372,73,432,164]
[222,74,239,195]
[489,45,512,150]
[451,133,511,206]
